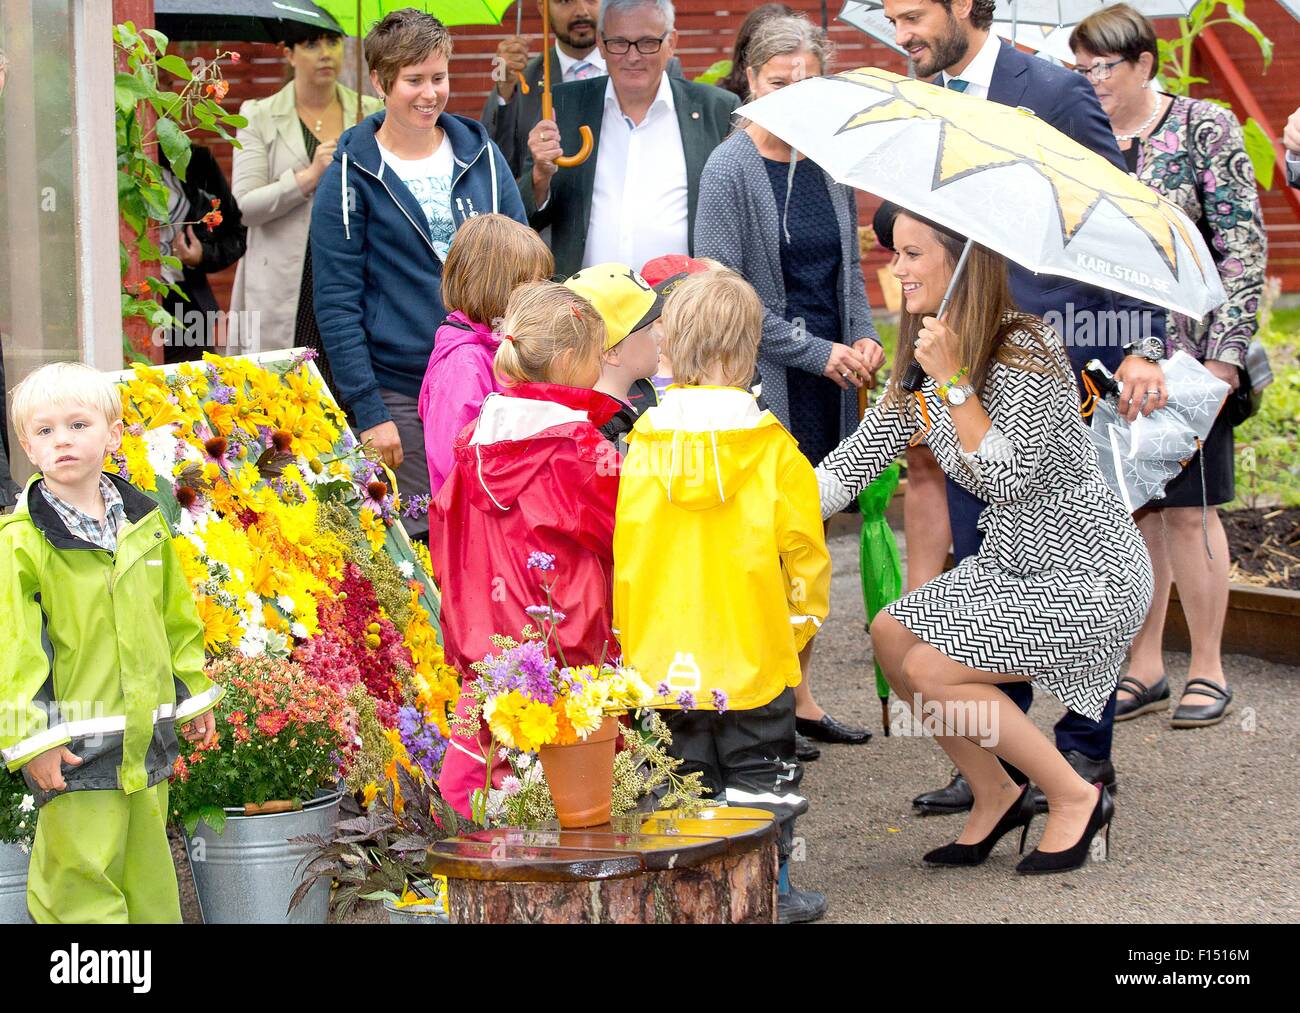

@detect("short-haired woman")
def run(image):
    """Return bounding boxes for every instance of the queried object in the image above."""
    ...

[230,23,382,353]
[310,9,526,539]
[818,210,1153,873]
[1071,3,1266,728]
[696,14,884,750]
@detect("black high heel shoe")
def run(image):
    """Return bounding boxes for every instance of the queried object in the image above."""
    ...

[1016,783,1114,876]
[922,784,1035,866]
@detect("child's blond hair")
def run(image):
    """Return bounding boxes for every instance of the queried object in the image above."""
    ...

[660,269,761,388]
[441,214,555,326]
[494,281,607,387]
[9,362,122,438]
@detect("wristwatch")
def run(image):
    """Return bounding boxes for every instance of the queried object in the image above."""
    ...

[1123,337,1165,362]
[944,383,976,407]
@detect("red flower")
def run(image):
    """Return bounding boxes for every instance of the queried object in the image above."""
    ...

[227,710,247,726]
[230,51,241,63]
[255,710,288,737]
[202,210,224,228]
[271,430,293,453]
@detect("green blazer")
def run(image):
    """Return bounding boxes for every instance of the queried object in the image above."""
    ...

[519,75,740,277]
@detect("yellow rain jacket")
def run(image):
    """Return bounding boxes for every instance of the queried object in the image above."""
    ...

[613,387,831,711]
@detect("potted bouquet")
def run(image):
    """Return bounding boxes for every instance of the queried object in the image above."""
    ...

[0,766,35,924]
[171,654,350,924]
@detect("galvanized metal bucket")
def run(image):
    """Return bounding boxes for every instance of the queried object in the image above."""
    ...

[186,791,341,924]
[0,842,31,924]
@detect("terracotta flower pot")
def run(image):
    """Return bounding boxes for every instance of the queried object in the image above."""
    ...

[538,716,618,828]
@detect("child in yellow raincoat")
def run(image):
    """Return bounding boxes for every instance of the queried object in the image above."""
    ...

[0,363,221,923]
[613,270,832,924]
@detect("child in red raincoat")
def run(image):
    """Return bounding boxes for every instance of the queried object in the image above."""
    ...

[428,281,623,819]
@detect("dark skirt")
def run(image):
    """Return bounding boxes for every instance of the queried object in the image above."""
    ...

[786,367,843,468]
[1149,409,1235,508]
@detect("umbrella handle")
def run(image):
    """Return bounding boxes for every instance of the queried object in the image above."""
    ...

[516,71,530,95]
[555,125,594,167]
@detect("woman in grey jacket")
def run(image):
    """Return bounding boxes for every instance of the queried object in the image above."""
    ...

[695,15,883,749]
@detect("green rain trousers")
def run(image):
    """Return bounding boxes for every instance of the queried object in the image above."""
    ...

[27,781,180,924]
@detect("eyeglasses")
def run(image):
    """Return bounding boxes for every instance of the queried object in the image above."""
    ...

[1074,59,1125,83]
[602,34,667,55]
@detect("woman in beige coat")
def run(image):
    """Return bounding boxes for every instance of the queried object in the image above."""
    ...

[229,27,382,352]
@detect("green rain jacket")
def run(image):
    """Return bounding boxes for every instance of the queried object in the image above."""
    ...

[0,472,221,805]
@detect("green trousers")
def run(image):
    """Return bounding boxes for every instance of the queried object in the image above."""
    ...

[27,781,181,924]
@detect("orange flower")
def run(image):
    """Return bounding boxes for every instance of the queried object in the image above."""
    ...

[202,210,223,228]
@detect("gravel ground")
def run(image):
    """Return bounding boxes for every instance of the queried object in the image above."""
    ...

[172,528,1299,924]
[793,531,1300,924]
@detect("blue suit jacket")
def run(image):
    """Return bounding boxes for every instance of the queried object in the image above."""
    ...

[983,42,1165,373]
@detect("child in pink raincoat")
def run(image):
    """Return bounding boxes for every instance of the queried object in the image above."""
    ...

[417,214,554,502]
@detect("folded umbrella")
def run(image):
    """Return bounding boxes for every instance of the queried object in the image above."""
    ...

[1083,351,1231,512]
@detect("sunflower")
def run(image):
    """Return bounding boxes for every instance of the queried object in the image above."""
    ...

[196,594,242,651]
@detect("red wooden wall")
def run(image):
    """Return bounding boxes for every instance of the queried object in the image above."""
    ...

[175,0,1300,313]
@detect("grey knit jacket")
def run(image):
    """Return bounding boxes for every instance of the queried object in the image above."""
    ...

[694,129,879,443]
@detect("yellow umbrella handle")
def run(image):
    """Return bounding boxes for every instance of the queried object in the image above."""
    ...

[541,0,593,168]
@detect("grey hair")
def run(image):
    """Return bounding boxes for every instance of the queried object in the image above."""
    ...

[598,0,676,34]
[744,14,833,85]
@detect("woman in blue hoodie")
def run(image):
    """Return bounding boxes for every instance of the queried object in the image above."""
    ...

[311,9,527,537]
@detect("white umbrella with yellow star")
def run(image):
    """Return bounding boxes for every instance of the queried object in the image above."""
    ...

[739,67,1226,321]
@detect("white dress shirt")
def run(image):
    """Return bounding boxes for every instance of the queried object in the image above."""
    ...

[939,30,1004,99]
[582,73,689,269]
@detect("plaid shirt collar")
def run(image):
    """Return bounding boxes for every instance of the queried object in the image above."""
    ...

[39,474,127,552]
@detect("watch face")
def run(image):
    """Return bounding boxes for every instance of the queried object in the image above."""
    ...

[947,387,968,406]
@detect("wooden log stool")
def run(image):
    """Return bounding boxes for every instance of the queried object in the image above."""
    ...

[426,806,779,924]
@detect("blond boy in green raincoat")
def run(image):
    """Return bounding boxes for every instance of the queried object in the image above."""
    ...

[0,363,221,923]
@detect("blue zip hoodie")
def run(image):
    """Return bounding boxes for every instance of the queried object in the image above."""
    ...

[311,110,527,433]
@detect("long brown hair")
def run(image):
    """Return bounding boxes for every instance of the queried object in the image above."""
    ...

[884,211,1065,411]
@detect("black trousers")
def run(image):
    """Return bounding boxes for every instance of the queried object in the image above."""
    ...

[661,688,807,862]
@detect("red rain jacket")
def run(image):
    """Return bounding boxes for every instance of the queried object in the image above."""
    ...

[428,382,623,680]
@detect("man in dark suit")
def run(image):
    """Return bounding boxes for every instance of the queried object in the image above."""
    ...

[521,0,738,279]
[482,0,683,177]
[882,0,1171,816]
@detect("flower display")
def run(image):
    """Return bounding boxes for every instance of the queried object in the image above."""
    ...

[108,352,458,804]
[0,766,36,851]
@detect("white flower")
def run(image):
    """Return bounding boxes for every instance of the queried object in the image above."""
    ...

[515,753,532,770]
[397,560,415,579]
[143,425,180,487]
[276,594,296,614]
[238,625,269,657]
[497,746,510,762]
[20,795,35,813]
[291,622,310,640]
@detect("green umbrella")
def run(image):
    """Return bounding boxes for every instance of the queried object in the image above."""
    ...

[313,1,520,120]
[857,462,902,736]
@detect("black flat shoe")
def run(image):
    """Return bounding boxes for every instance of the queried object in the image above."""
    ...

[794,733,821,762]
[1029,750,1116,815]
[1115,674,1170,721]
[796,713,871,745]
[1016,783,1114,875]
[923,785,1035,867]
[1171,679,1233,728]
[913,771,972,814]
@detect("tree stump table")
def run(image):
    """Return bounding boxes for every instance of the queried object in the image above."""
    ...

[426,806,778,924]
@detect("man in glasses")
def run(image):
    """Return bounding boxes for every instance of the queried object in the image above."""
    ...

[521,0,739,277]
[482,0,684,178]
[880,0,1169,823]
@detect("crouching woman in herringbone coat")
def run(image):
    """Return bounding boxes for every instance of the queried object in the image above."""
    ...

[815,207,1152,875]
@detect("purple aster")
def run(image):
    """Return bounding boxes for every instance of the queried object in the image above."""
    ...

[397,705,448,782]
[209,383,235,405]
[656,681,671,698]
[711,689,729,713]
[513,641,557,704]
[676,690,696,710]
[294,347,319,364]
[527,551,556,572]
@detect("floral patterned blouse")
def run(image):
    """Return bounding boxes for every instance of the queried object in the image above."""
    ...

[1134,95,1266,369]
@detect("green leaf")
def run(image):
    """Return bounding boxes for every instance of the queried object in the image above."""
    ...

[183,812,200,836]
[1225,7,1272,69]
[116,22,141,51]
[156,117,192,181]
[199,806,227,835]
[692,59,732,86]
[221,113,249,128]
[1242,117,1275,190]
[157,54,193,81]
[142,28,169,51]
[160,254,183,271]
[114,71,155,113]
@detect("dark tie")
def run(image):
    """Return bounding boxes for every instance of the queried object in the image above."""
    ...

[946,78,969,92]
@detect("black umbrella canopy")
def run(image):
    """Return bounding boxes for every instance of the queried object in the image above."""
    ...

[153,0,345,44]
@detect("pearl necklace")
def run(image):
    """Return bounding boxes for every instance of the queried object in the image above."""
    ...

[1114,90,1163,143]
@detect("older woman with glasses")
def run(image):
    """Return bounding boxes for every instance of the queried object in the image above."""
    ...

[1070,3,1266,730]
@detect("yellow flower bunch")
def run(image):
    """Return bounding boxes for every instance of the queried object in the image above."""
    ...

[483,691,559,753]
[413,663,459,738]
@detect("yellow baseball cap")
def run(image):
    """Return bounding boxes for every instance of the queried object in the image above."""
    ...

[563,263,665,351]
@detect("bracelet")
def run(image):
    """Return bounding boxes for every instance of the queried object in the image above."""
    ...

[936,366,969,400]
